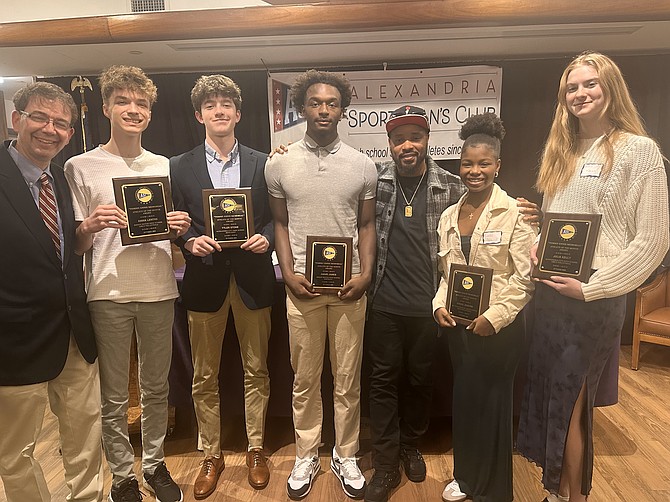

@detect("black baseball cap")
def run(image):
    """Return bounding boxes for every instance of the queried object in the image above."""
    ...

[385,105,430,135]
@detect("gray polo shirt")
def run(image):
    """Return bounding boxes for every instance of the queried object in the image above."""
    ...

[265,134,377,275]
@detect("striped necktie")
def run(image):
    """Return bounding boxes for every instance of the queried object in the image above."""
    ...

[38,172,62,261]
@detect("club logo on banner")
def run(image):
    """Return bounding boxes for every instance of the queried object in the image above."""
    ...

[267,66,502,161]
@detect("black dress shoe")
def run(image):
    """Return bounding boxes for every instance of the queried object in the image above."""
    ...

[399,448,426,482]
[364,469,401,502]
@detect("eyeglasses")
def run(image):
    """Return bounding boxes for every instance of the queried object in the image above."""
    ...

[19,110,72,132]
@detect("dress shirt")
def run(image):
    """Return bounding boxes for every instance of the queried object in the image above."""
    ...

[205,139,240,189]
[9,141,64,259]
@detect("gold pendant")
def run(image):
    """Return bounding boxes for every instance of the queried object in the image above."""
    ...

[404,205,413,217]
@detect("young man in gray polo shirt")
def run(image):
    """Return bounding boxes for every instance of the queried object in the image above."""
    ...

[265,69,377,500]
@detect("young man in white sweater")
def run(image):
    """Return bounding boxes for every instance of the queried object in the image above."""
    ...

[65,65,191,502]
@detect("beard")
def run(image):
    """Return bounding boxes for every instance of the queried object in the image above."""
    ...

[393,150,427,177]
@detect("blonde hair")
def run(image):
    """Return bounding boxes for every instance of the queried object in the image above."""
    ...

[98,65,158,106]
[536,52,648,196]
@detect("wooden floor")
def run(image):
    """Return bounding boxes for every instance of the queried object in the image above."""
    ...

[2,345,669,502]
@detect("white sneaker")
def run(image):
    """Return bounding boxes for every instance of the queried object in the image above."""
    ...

[287,456,320,500]
[546,494,570,502]
[330,449,366,499]
[442,479,467,502]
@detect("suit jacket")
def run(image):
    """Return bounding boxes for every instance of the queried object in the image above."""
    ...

[0,142,96,386]
[170,143,275,312]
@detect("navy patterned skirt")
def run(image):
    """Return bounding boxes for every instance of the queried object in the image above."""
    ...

[516,282,625,495]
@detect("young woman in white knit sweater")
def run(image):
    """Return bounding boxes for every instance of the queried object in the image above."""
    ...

[517,52,669,502]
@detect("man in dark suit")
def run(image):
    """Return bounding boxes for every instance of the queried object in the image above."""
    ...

[170,75,275,499]
[0,83,103,502]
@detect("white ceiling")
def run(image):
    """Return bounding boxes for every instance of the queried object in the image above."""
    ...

[1,19,669,99]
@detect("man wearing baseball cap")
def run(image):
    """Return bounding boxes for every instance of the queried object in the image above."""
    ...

[365,104,465,502]
[365,105,539,502]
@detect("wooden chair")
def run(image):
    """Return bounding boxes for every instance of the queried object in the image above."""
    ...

[632,268,670,370]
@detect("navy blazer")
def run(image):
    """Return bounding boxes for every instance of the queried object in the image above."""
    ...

[0,142,96,386]
[170,143,275,312]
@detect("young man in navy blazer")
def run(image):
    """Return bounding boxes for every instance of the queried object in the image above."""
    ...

[170,75,275,499]
[0,82,103,502]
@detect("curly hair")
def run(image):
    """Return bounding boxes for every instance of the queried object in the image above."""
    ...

[13,82,78,125]
[290,69,352,111]
[190,74,242,112]
[459,112,506,158]
[98,65,158,106]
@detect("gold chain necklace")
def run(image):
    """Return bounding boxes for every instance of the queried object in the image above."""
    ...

[397,170,427,218]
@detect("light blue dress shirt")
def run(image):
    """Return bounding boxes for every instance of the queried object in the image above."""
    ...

[205,139,240,189]
[9,141,65,260]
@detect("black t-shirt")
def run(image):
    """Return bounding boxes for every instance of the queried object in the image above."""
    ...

[461,235,471,265]
[372,174,434,316]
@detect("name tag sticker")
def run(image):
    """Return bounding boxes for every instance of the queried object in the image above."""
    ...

[482,230,503,245]
[580,163,603,177]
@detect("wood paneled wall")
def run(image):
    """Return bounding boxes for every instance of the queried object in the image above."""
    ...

[2,0,670,48]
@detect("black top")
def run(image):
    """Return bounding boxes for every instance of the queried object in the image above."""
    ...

[372,174,433,316]
[461,235,472,265]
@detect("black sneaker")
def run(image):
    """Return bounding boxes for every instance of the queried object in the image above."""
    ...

[400,448,426,482]
[143,462,183,502]
[364,469,401,502]
[109,477,143,502]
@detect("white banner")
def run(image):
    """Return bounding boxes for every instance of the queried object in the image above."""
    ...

[268,66,502,161]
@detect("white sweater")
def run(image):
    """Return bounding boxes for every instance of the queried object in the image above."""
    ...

[65,147,178,303]
[544,132,669,301]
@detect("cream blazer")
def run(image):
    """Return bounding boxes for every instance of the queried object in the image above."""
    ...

[432,183,537,333]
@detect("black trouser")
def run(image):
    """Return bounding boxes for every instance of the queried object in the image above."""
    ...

[365,309,438,471]
[448,314,524,502]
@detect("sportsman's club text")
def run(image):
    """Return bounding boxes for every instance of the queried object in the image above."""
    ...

[347,106,497,129]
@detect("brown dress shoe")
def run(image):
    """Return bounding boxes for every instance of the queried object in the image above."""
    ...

[194,455,225,499]
[246,448,270,489]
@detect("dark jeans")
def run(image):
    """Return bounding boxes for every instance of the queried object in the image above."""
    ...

[365,309,438,471]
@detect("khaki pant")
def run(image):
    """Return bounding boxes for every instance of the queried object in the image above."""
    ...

[0,336,103,502]
[286,288,366,459]
[188,274,271,456]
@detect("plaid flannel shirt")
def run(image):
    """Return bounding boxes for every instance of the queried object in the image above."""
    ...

[370,156,466,303]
